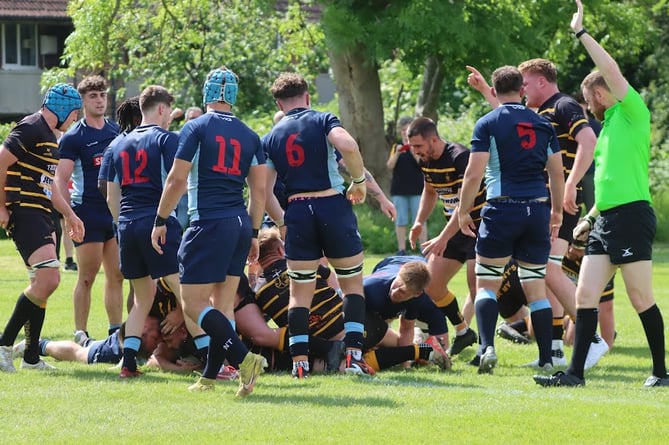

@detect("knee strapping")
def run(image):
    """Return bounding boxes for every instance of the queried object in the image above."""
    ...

[475,261,505,279]
[548,255,564,266]
[28,258,60,279]
[286,269,317,283]
[518,264,546,282]
[334,263,364,278]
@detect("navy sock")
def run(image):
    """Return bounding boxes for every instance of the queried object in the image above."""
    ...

[343,293,365,350]
[287,307,310,357]
[122,336,141,372]
[567,308,598,379]
[475,293,498,349]
[193,334,210,363]
[0,293,34,346]
[200,308,247,379]
[639,304,667,378]
[530,305,553,366]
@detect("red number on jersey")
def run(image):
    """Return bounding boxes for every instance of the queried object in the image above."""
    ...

[120,149,149,185]
[516,123,536,149]
[286,133,305,167]
[213,136,242,176]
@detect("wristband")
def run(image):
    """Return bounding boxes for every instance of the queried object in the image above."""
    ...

[575,28,588,38]
[352,174,366,184]
[273,218,285,227]
[252,228,259,238]
[154,215,168,227]
[585,214,596,229]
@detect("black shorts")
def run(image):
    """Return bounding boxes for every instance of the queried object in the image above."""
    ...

[443,230,476,263]
[362,313,389,351]
[496,262,527,319]
[588,201,655,264]
[8,208,56,266]
[559,208,580,243]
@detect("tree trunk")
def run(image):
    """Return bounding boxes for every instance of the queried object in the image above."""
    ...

[328,46,390,191]
[415,54,445,122]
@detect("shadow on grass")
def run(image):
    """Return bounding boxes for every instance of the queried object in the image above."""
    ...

[242,392,401,408]
[62,367,171,383]
[609,344,653,359]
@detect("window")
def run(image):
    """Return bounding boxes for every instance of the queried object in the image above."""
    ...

[2,23,38,68]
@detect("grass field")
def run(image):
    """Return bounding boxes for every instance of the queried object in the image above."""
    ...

[1,239,669,444]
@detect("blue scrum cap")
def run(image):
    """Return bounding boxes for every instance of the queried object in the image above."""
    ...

[42,83,82,127]
[202,68,238,106]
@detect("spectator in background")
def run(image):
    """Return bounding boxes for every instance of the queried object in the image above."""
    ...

[387,116,425,255]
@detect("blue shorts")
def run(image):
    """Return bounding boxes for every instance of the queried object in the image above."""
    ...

[87,331,123,364]
[392,195,421,227]
[178,215,251,284]
[118,215,181,279]
[72,203,115,245]
[476,200,551,265]
[285,194,363,261]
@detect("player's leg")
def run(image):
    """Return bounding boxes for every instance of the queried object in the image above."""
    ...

[101,235,124,335]
[72,241,103,338]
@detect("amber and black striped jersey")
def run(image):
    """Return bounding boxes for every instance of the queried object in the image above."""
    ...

[562,255,614,301]
[255,259,344,339]
[149,277,180,320]
[3,112,59,213]
[419,141,486,223]
[537,93,592,190]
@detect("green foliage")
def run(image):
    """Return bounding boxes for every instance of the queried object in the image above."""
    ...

[43,0,327,115]
[653,190,669,242]
[354,200,449,255]
[0,122,14,143]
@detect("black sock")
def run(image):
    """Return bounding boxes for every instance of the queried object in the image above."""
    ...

[639,304,667,378]
[417,344,433,361]
[287,307,310,357]
[440,299,465,326]
[0,293,36,347]
[567,308,598,379]
[373,345,417,370]
[343,294,365,350]
[308,336,331,358]
[552,316,564,341]
[508,319,528,335]
[23,300,46,364]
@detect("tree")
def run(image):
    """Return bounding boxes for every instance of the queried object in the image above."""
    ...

[43,0,327,116]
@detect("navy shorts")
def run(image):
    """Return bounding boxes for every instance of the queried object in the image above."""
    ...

[72,203,115,245]
[415,294,448,335]
[178,215,252,284]
[87,331,123,364]
[118,215,181,279]
[588,200,655,264]
[285,194,362,261]
[443,230,476,263]
[7,208,56,266]
[476,200,551,265]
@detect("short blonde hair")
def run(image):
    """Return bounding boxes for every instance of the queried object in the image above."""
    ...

[398,261,431,294]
